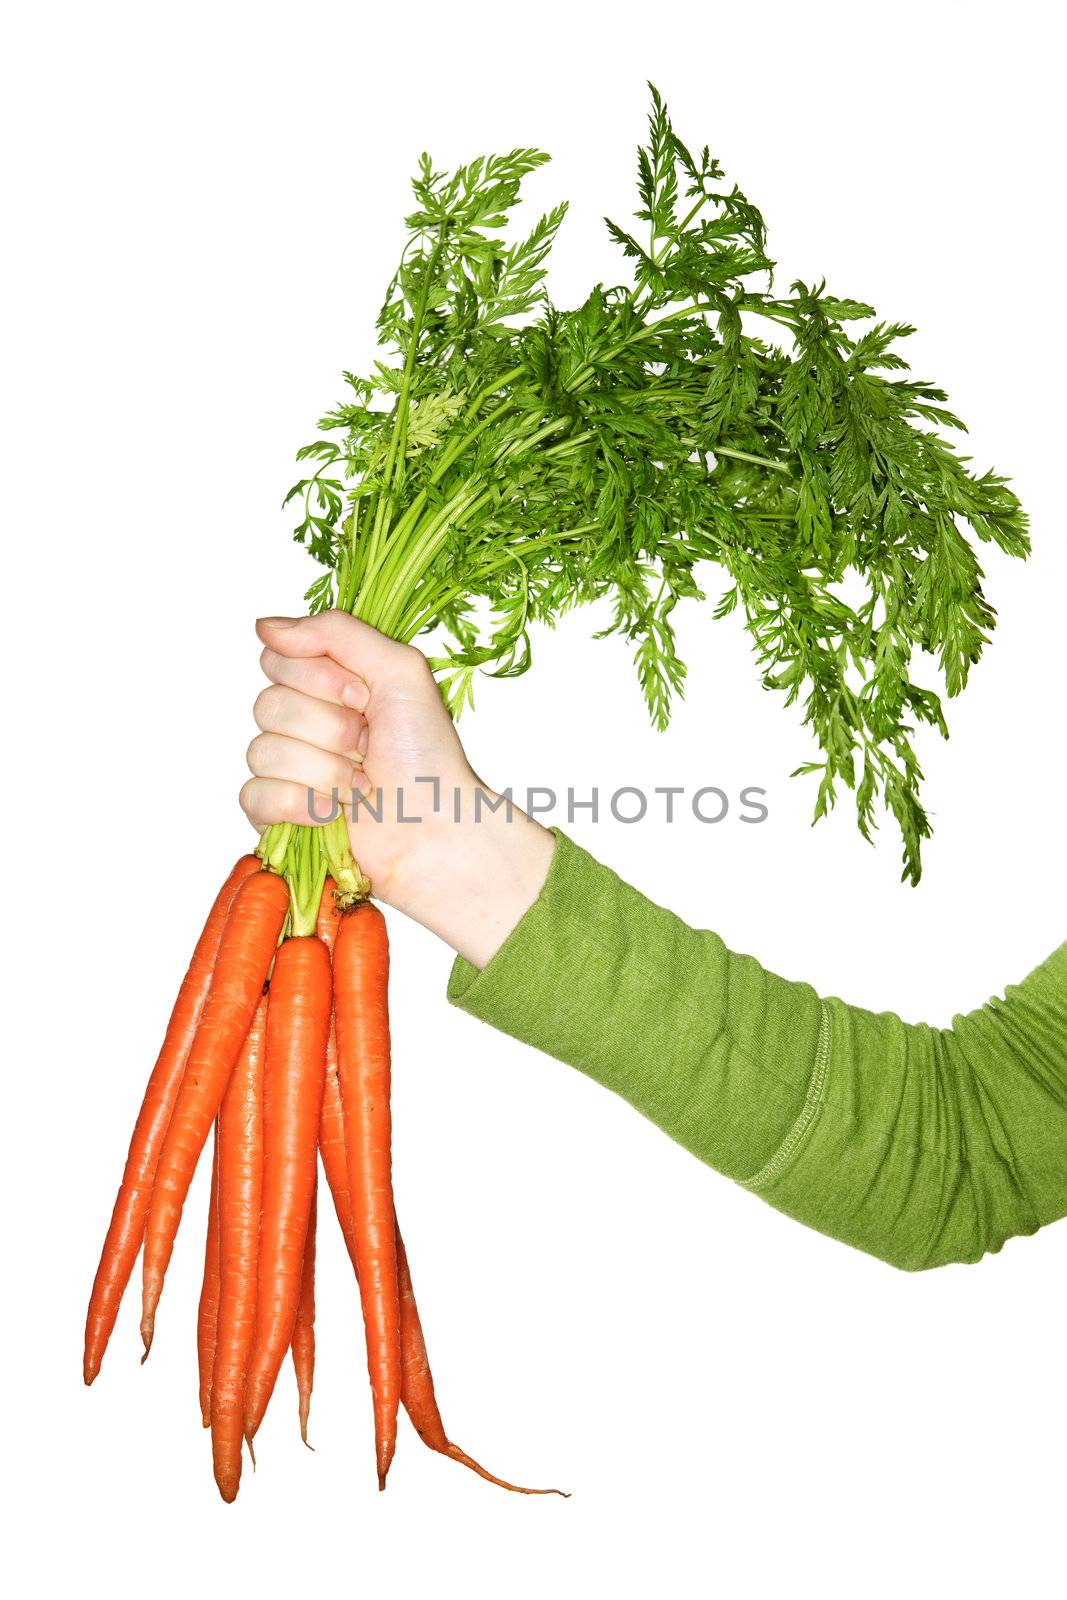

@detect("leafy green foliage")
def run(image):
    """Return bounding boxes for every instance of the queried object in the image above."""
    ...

[287,87,1028,883]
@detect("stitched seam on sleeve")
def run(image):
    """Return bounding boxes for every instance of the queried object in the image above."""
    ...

[741,999,832,1192]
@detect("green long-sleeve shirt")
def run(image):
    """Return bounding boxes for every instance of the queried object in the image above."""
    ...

[447,831,1067,1270]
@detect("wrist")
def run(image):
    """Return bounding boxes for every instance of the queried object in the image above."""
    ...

[376,787,555,968]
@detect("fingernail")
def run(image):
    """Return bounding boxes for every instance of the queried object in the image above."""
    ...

[351,770,372,798]
[341,681,367,711]
[257,616,298,629]
[356,725,369,757]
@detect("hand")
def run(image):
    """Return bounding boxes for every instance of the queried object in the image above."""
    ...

[240,612,555,967]
[243,612,474,894]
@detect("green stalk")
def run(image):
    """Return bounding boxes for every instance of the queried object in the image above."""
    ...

[284,822,326,938]
[320,813,370,905]
[350,393,538,617]
[359,404,593,639]
[395,524,599,640]
[712,445,791,474]
[359,229,447,600]
[258,821,293,873]
[372,485,497,637]
[359,484,479,626]
[651,194,709,263]
[283,231,461,907]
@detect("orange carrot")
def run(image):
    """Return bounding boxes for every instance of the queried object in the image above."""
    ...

[211,994,267,1504]
[318,1110,563,1495]
[315,883,560,1493]
[243,936,331,1442]
[196,1127,221,1427]
[141,869,289,1357]
[291,1179,317,1447]
[333,902,400,1490]
[319,1068,358,1265]
[83,854,260,1384]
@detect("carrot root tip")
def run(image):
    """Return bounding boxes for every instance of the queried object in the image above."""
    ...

[445,1442,570,1497]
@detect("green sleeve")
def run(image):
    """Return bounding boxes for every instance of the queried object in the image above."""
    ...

[447,830,1067,1270]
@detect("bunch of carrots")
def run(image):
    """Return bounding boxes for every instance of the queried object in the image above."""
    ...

[84,852,561,1502]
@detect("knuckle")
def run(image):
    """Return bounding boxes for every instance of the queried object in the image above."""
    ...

[401,641,431,677]
[253,684,281,729]
[280,787,307,824]
[245,732,269,774]
[321,607,354,644]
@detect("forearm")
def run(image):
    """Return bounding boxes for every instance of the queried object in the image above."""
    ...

[445,829,823,1183]
[445,831,1067,1269]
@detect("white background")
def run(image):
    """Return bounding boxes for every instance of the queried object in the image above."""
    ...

[4,2,1065,1596]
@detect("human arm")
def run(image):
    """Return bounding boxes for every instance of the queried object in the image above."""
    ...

[449,829,1067,1269]
[242,612,1067,1269]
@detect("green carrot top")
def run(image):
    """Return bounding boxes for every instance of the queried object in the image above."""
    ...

[286,87,1028,884]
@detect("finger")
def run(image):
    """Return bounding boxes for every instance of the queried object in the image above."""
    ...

[240,777,351,831]
[256,611,426,690]
[259,647,370,714]
[253,683,367,759]
[245,731,369,799]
